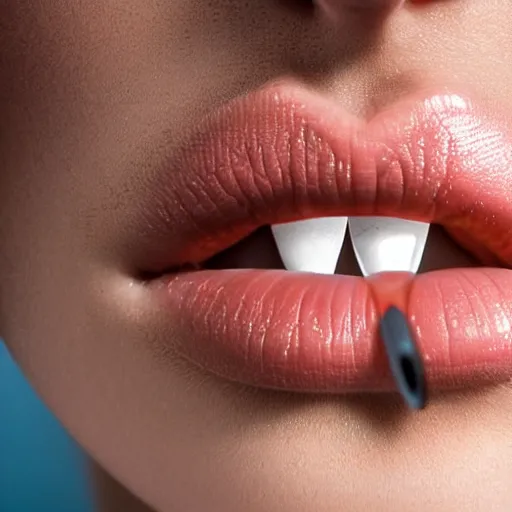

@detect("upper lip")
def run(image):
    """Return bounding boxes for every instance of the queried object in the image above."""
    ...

[132,80,512,274]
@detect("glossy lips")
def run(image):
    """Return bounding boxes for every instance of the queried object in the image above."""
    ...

[141,82,512,394]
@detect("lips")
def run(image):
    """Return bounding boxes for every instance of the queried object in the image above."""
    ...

[139,81,512,395]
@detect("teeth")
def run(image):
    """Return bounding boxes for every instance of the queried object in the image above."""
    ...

[271,217,348,274]
[348,217,430,277]
[271,215,429,277]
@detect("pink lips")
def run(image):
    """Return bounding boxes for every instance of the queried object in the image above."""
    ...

[140,82,512,394]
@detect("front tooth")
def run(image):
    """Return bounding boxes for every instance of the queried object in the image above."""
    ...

[271,217,348,274]
[348,217,430,277]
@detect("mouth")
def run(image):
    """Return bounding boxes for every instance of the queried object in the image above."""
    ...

[132,80,512,397]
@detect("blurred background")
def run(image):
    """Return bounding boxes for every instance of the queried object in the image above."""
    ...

[0,340,95,512]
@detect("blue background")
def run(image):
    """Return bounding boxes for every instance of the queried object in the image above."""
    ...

[0,341,95,512]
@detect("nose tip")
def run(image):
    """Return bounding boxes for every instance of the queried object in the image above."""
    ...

[315,0,405,21]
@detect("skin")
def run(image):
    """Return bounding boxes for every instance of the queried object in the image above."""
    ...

[1,1,512,510]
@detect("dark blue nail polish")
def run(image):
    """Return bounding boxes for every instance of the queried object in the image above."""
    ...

[379,306,427,410]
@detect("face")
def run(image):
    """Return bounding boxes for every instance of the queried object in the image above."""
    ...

[2,1,512,510]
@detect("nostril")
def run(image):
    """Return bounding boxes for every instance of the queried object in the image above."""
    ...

[277,0,316,15]
[315,0,405,20]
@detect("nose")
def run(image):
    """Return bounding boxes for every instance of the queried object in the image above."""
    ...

[315,0,405,21]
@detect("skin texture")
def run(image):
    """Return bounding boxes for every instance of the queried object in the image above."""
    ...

[1,1,512,510]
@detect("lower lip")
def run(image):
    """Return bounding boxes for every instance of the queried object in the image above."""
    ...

[160,268,512,393]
